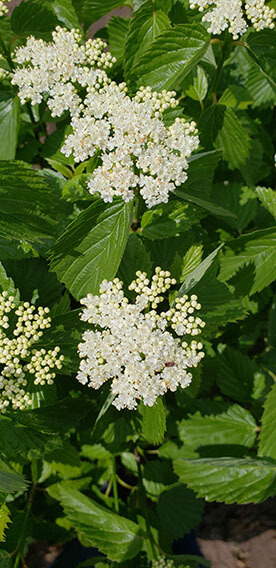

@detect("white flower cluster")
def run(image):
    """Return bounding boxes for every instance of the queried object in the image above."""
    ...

[62,84,199,207]
[0,0,11,17]
[76,268,205,411]
[12,27,199,209]
[11,27,115,116]
[190,0,275,38]
[0,292,64,412]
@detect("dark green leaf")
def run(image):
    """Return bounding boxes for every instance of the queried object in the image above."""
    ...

[107,16,130,62]
[216,347,265,404]
[0,472,28,494]
[118,233,152,285]
[11,0,58,38]
[74,0,129,28]
[199,105,251,169]
[157,485,204,542]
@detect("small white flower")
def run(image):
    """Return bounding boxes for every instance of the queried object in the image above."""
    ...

[77,269,205,411]
[0,0,11,17]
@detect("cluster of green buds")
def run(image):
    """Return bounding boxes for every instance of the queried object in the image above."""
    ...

[0,292,64,412]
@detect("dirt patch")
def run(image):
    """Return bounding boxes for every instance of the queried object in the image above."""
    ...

[197,499,276,568]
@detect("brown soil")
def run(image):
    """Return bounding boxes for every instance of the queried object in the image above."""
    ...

[197,500,276,568]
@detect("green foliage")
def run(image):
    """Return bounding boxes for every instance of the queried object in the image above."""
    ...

[132,24,210,90]
[174,457,276,504]
[0,2,276,566]
[49,199,132,299]
[47,484,144,561]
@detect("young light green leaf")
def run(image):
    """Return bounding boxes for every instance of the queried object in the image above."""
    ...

[186,66,208,102]
[178,245,222,295]
[219,227,276,295]
[132,24,210,91]
[49,199,132,300]
[0,93,20,160]
[0,505,11,543]
[47,484,143,561]
[178,404,257,448]
[256,187,276,219]
[139,398,166,445]
[124,1,171,81]
[174,457,276,504]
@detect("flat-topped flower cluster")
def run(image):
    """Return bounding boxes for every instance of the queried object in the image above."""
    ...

[190,0,276,38]
[77,268,205,411]
[12,27,199,208]
[0,291,64,412]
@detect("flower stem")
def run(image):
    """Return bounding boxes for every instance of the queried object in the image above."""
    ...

[136,456,158,560]
[112,457,120,513]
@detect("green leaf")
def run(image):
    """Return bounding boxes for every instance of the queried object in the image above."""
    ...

[74,0,129,28]
[175,151,237,218]
[178,404,257,448]
[219,85,253,109]
[179,254,245,328]
[51,0,80,28]
[0,93,20,160]
[258,384,276,460]
[107,16,130,62]
[245,66,276,107]
[0,161,70,245]
[0,262,18,298]
[216,347,265,404]
[157,485,204,542]
[199,105,251,170]
[132,24,210,91]
[11,0,58,38]
[178,245,222,295]
[0,415,62,461]
[174,457,276,504]
[49,199,132,300]
[208,183,257,231]
[139,398,166,445]
[186,66,208,101]
[246,29,276,90]
[141,201,205,240]
[0,505,11,543]
[256,187,276,219]
[219,227,276,296]
[0,472,28,494]
[124,1,171,81]
[118,233,152,286]
[47,484,143,561]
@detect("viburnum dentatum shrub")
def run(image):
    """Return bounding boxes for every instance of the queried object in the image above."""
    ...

[0,0,275,566]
